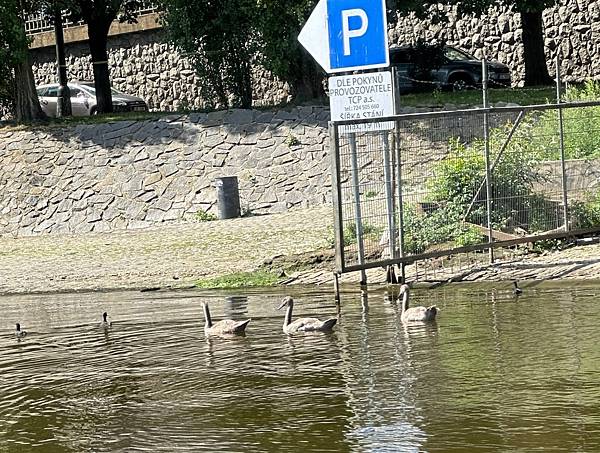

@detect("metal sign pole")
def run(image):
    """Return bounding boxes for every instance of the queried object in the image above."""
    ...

[482,58,495,264]
[330,123,346,272]
[395,120,406,282]
[556,54,569,232]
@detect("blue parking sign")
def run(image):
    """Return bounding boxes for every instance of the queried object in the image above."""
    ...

[327,0,389,71]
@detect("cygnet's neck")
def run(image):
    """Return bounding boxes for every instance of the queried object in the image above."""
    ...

[203,304,213,328]
[401,291,409,312]
[283,300,293,328]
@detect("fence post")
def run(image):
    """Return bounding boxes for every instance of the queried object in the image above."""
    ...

[556,55,569,232]
[349,133,367,285]
[482,58,494,263]
[394,120,406,281]
[330,123,345,273]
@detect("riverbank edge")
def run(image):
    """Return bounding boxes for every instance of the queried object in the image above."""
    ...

[3,242,600,297]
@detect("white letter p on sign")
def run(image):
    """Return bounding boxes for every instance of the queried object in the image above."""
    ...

[341,9,368,56]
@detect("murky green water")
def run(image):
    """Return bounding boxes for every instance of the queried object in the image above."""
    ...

[1,282,600,452]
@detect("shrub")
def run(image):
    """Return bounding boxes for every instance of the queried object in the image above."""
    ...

[196,209,218,222]
[428,135,542,229]
[402,124,566,254]
[343,222,383,247]
[401,202,484,255]
[570,191,600,229]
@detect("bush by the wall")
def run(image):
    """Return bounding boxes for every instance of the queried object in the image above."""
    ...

[570,191,600,229]
[402,202,484,255]
[427,135,543,230]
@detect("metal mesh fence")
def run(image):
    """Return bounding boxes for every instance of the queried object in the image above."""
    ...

[337,130,397,269]
[332,100,600,275]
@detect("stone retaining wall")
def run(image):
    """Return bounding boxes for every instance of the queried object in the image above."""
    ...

[30,29,291,112]
[0,102,591,238]
[391,0,600,85]
[29,0,600,112]
[0,107,330,237]
[534,159,600,199]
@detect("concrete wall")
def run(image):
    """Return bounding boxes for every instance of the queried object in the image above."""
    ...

[28,0,600,112]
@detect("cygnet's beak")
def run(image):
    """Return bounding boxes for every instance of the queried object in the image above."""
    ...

[277,298,291,310]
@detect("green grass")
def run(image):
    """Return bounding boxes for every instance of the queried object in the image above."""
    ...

[0,111,172,130]
[196,270,280,289]
[398,86,557,108]
[1,86,564,130]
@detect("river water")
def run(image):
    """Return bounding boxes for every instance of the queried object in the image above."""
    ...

[1,282,599,452]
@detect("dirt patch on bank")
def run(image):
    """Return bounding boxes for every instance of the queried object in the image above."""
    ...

[276,238,600,287]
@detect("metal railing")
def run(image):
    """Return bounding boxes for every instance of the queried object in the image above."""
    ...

[24,3,158,35]
[330,64,600,282]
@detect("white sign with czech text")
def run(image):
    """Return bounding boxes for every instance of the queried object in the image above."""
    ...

[328,71,394,133]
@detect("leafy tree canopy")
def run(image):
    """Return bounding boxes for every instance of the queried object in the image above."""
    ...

[0,0,46,119]
[159,0,256,108]
[254,0,325,100]
[59,0,143,31]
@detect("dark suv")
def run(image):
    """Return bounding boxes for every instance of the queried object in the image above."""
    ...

[390,45,512,93]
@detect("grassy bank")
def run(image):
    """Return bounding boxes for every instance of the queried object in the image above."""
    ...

[397,86,557,108]
[196,270,281,289]
[1,86,563,129]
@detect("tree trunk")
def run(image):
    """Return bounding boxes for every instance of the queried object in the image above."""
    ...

[238,59,253,109]
[226,38,253,109]
[290,56,326,102]
[14,52,47,122]
[88,26,113,114]
[520,10,553,86]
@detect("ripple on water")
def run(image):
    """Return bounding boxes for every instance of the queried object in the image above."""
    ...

[1,284,600,452]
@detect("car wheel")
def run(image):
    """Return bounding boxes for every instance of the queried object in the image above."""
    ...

[450,76,473,92]
[90,107,98,116]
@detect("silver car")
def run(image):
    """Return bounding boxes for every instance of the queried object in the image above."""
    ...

[36,81,148,117]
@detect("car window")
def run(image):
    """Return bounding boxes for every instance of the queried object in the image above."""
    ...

[111,87,132,96]
[445,47,476,61]
[36,87,48,96]
[80,84,96,94]
[79,86,95,97]
[69,87,81,97]
[45,86,59,97]
[77,83,129,97]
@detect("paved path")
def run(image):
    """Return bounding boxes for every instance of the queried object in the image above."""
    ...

[1,205,599,295]
[0,206,332,294]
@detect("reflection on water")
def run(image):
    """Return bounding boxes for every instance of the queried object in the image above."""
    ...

[1,283,600,452]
